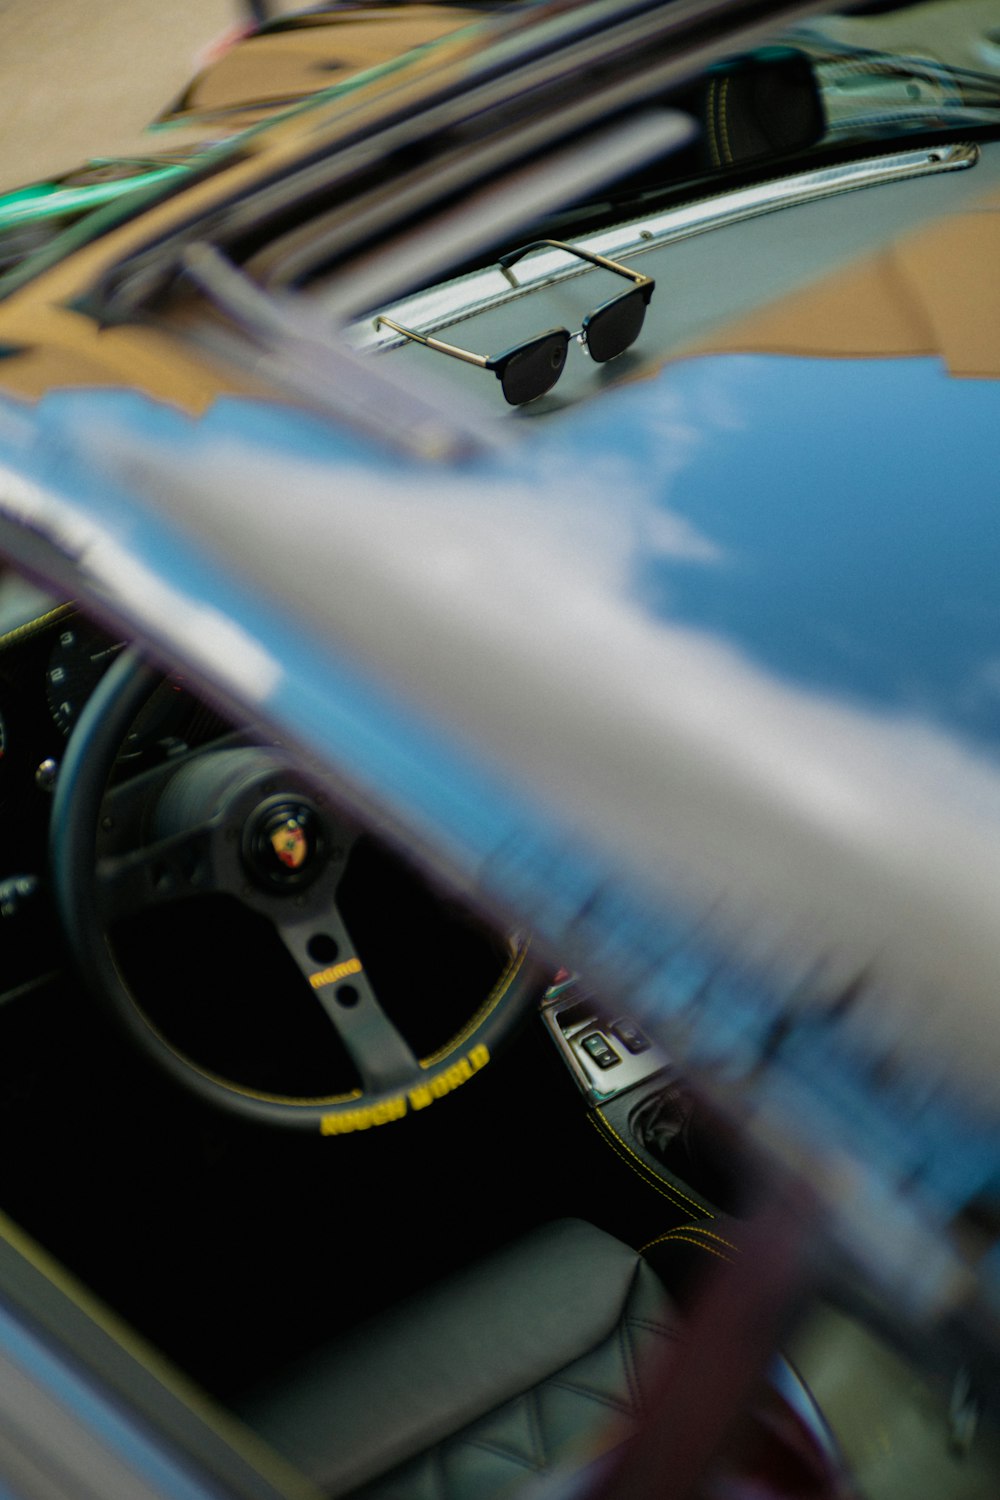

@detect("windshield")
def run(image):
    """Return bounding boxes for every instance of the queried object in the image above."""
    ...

[54,1,995,332]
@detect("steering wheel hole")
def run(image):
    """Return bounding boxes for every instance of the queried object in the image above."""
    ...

[334,835,515,1056]
[110,895,362,1098]
[307,933,340,965]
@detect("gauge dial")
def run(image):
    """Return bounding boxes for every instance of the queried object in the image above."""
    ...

[45,624,124,737]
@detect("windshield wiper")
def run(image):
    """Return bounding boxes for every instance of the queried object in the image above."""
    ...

[803,43,1000,140]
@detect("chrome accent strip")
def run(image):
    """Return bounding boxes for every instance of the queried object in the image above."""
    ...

[358,143,977,350]
[540,990,670,1104]
[768,1354,844,1468]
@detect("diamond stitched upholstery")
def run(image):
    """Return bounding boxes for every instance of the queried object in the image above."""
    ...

[354,1258,677,1500]
[241,1220,678,1500]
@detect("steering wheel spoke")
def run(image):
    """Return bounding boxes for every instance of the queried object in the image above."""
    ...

[97,826,217,923]
[276,913,421,1094]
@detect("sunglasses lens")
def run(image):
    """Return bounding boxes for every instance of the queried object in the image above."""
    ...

[585,288,648,363]
[500,333,568,405]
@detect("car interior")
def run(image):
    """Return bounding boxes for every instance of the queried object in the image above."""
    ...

[0,582,772,1494]
[2,7,1000,1497]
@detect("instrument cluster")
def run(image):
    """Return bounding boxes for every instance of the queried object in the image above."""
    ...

[0,602,229,886]
[0,609,117,860]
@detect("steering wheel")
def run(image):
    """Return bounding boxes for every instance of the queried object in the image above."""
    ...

[50,649,540,1131]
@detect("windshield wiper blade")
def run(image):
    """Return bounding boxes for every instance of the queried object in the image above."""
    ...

[803,42,1000,140]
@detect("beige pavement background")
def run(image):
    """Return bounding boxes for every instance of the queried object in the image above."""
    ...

[0,1,300,191]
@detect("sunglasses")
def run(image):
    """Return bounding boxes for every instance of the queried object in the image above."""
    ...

[375,240,655,406]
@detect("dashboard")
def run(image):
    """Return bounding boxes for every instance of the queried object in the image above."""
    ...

[0,595,115,913]
[0,600,92,809]
[0,588,222,851]
[0,585,237,1003]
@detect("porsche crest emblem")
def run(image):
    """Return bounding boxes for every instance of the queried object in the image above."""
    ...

[271,818,308,870]
[247,799,324,890]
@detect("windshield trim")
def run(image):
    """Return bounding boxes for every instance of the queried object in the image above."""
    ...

[357,141,978,348]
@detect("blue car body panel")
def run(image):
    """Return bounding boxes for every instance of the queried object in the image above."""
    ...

[624,351,1000,753]
[3,334,1000,1313]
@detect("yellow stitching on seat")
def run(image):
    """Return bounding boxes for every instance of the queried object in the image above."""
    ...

[640,1223,737,1255]
[594,1109,711,1217]
[665,1224,737,1252]
[691,1226,738,1251]
[659,1228,735,1260]
[653,1233,732,1263]
[640,1228,675,1254]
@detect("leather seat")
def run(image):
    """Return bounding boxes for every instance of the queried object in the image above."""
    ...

[240,1219,680,1500]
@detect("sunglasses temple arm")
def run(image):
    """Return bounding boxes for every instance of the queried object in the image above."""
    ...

[498,239,649,287]
[375,315,489,368]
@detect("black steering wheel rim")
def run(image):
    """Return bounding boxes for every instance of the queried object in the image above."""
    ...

[50,648,540,1132]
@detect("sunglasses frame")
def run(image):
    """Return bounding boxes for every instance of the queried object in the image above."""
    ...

[375,239,655,406]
